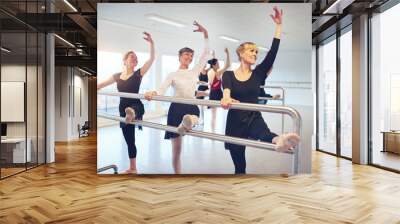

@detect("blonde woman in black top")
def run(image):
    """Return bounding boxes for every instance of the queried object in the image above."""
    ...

[97,32,155,174]
[221,7,300,174]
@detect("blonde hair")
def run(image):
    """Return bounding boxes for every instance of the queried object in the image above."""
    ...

[123,51,134,64]
[236,42,257,61]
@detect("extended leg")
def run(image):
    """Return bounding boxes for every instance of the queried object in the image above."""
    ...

[177,114,199,135]
[121,125,137,174]
[124,107,136,123]
[171,137,182,174]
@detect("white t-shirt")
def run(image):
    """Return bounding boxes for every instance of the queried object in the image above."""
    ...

[158,39,210,98]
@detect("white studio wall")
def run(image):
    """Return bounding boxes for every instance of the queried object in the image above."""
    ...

[72,74,89,138]
[55,67,90,141]
[55,67,70,141]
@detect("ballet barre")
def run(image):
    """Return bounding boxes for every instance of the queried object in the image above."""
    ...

[98,91,302,174]
[197,83,284,103]
[259,86,285,102]
[97,164,118,174]
[258,96,283,101]
[99,113,285,153]
[260,86,285,134]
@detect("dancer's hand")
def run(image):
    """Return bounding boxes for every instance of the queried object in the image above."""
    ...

[224,48,229,54]
[221,97,239,109]
[210,50,215,58]
[270,6,283,25]
[272,94,281,100]
[143,32,153,44]
[193,21,206,33]
[272,133,300,153]
[195,91,208,97]
[193,21,208,38]
[144,91,157,101]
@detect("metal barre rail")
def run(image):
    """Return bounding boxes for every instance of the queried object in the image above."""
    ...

[258,96,283,101]
[197,83,284,101]
[260,86,285,133]
[97,164,118,174]
[260,86,285,103]
[98,113,290,154]
[98,91,302,174]
[99,91,297,118]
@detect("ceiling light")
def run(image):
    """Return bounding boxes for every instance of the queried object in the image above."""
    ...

[258,47,269,51]
[63,0,78,12]
[146,14,186,28]
[219,35,240,43]
[78,67,92,76]
[1,47,11,53]
[322,0,354,14]
[54,34,75,48]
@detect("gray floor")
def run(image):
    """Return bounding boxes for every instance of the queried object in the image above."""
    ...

[97,107,295,174]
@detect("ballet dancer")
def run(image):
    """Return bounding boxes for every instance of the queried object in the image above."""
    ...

[220,7,300,174]
[97,32,155,174]
[145,21,210,174]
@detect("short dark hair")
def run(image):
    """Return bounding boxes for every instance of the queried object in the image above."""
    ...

[178,47,194,56]
[208,58,218,66]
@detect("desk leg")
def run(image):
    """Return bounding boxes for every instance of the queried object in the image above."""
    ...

[382,133,386,153]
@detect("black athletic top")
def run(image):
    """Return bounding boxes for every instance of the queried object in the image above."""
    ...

[113,69,144,129]
[197,72,209,91]
[222,38,280,104]
[222,38,280,149]
[113,69,142,106]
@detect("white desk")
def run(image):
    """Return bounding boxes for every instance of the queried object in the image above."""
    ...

[1,138,31,163]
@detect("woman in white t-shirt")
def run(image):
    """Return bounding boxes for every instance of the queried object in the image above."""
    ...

[145,21,210,174]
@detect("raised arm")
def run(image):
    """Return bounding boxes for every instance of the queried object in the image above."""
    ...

[140,32,155,76]
[97,75,116,90]
[192,21,210,74]
[254,7,282,79]
[208,69,215,86]
[215,48,231,80]
[270,6,282,39]
[204,66,212,74]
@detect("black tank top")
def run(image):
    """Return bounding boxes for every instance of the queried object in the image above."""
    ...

[113,69,142,106]
[197,72,209,91]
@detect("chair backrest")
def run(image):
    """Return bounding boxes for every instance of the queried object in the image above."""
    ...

[82,121,90,129]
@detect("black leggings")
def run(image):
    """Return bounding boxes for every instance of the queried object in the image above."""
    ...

[228,115,277,174]
[230,149,246,174]
[119,103,144,159]
[121,124,137,159]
